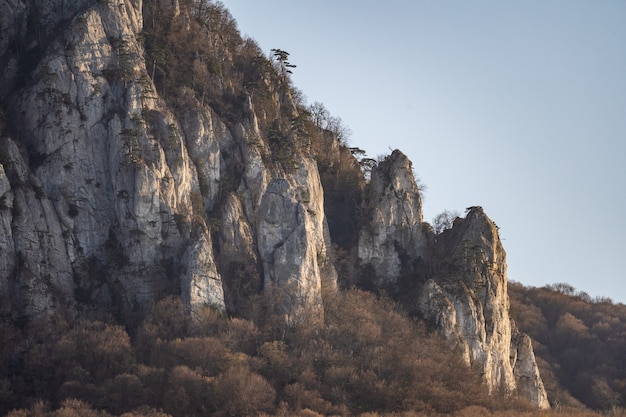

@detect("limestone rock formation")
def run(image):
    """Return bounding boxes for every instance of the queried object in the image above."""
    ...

[511,322,551,408]
[0,136,75,317]
[0,0,550,408]
[357,150,427,289]
[418,207,549,408]
[0,0,335,323]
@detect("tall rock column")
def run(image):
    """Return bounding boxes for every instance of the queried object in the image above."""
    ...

[357,150,427,290]
[419,207,549,408]
[256,156,336,325]
[219,106,337,324]
[511,322,550,408]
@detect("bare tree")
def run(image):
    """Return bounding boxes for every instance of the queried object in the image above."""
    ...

[432,210,460,234]
[309,101,329,128]
[326,115,352,144]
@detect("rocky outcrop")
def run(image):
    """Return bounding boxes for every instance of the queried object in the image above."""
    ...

[1,0,211,317]
[181,232,225,314]
[511,322,550,408]
[257,158,337,324]
[0,136,75,317]
[418,207,549,408]
[357,150,427,289]
[1,0,549,408]
[0,0,336,323]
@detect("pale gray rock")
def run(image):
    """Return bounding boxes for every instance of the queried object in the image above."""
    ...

[181,230,225,314]
[1,0,338,322]
[357,149,427,288]
[231,115,271,214]
[419,208,515,393]
[253,144,337,323]
[180,106,232,212]
[257,175,325,324]
[221,101,336,322]
[0,137,74,317]
[419,207,548,408]
[511,322,550,409]
[0,0,229,316]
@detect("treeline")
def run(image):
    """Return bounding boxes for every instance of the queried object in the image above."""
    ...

[510,281,626,411]
[1,288,600,417]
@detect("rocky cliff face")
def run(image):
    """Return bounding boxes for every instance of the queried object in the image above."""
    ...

[1,0,548,408]
[0,0,335,323]
[511,322,550,408]
[357,150,427,291]
[418,207,549,408]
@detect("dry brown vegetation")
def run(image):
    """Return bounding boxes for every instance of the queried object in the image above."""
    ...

[510,282,626,411]
[2,289,619,417]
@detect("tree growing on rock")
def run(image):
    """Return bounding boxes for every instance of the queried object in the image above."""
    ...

[271,48,296,77]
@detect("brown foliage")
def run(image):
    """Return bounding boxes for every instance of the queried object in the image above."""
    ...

[510,281,626,410]
[52,321,135,384]
[151,336,230,375]
[213,366,276,417]
[3,285,622,416]
[161,365,213,417]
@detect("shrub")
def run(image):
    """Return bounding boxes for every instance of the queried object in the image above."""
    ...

[52,321,135,383]
[150,336,231,376]
[213,366,276,417]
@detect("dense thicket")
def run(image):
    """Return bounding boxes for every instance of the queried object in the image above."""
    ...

[510,282,626,411]
[2,289,607,417]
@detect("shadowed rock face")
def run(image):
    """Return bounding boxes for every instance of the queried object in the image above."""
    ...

[0,0,335,323]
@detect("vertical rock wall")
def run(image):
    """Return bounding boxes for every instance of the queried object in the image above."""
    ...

[356,157,549,408]
[357,150,427,290]
[418,207,549,408]
[0,0,336,323]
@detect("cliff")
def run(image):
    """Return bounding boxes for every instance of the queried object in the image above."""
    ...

[1,0,548,408]
[353,154,549,408]
[0,0,335,324]
[417,207,549,408]
[357,150,428,291]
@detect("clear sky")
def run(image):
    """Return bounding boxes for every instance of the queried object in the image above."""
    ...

[222,1,626,303]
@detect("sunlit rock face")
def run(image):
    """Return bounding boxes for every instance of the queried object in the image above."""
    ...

[357,150,428,290]
[511,322,550,409]
[0,0,210,316]
[0,0,336,323]
[419,207,549,408]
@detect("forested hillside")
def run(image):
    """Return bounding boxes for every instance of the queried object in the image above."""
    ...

[1,289,619,417]
[510,282,626,411]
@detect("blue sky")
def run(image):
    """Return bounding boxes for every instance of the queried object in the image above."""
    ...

[222,1,626,303]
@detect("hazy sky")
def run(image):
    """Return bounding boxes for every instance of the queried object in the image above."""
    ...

[222,1,626,303]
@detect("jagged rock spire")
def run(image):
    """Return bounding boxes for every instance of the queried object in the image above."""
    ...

[356,149,427,290]
[419,207,549,408]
